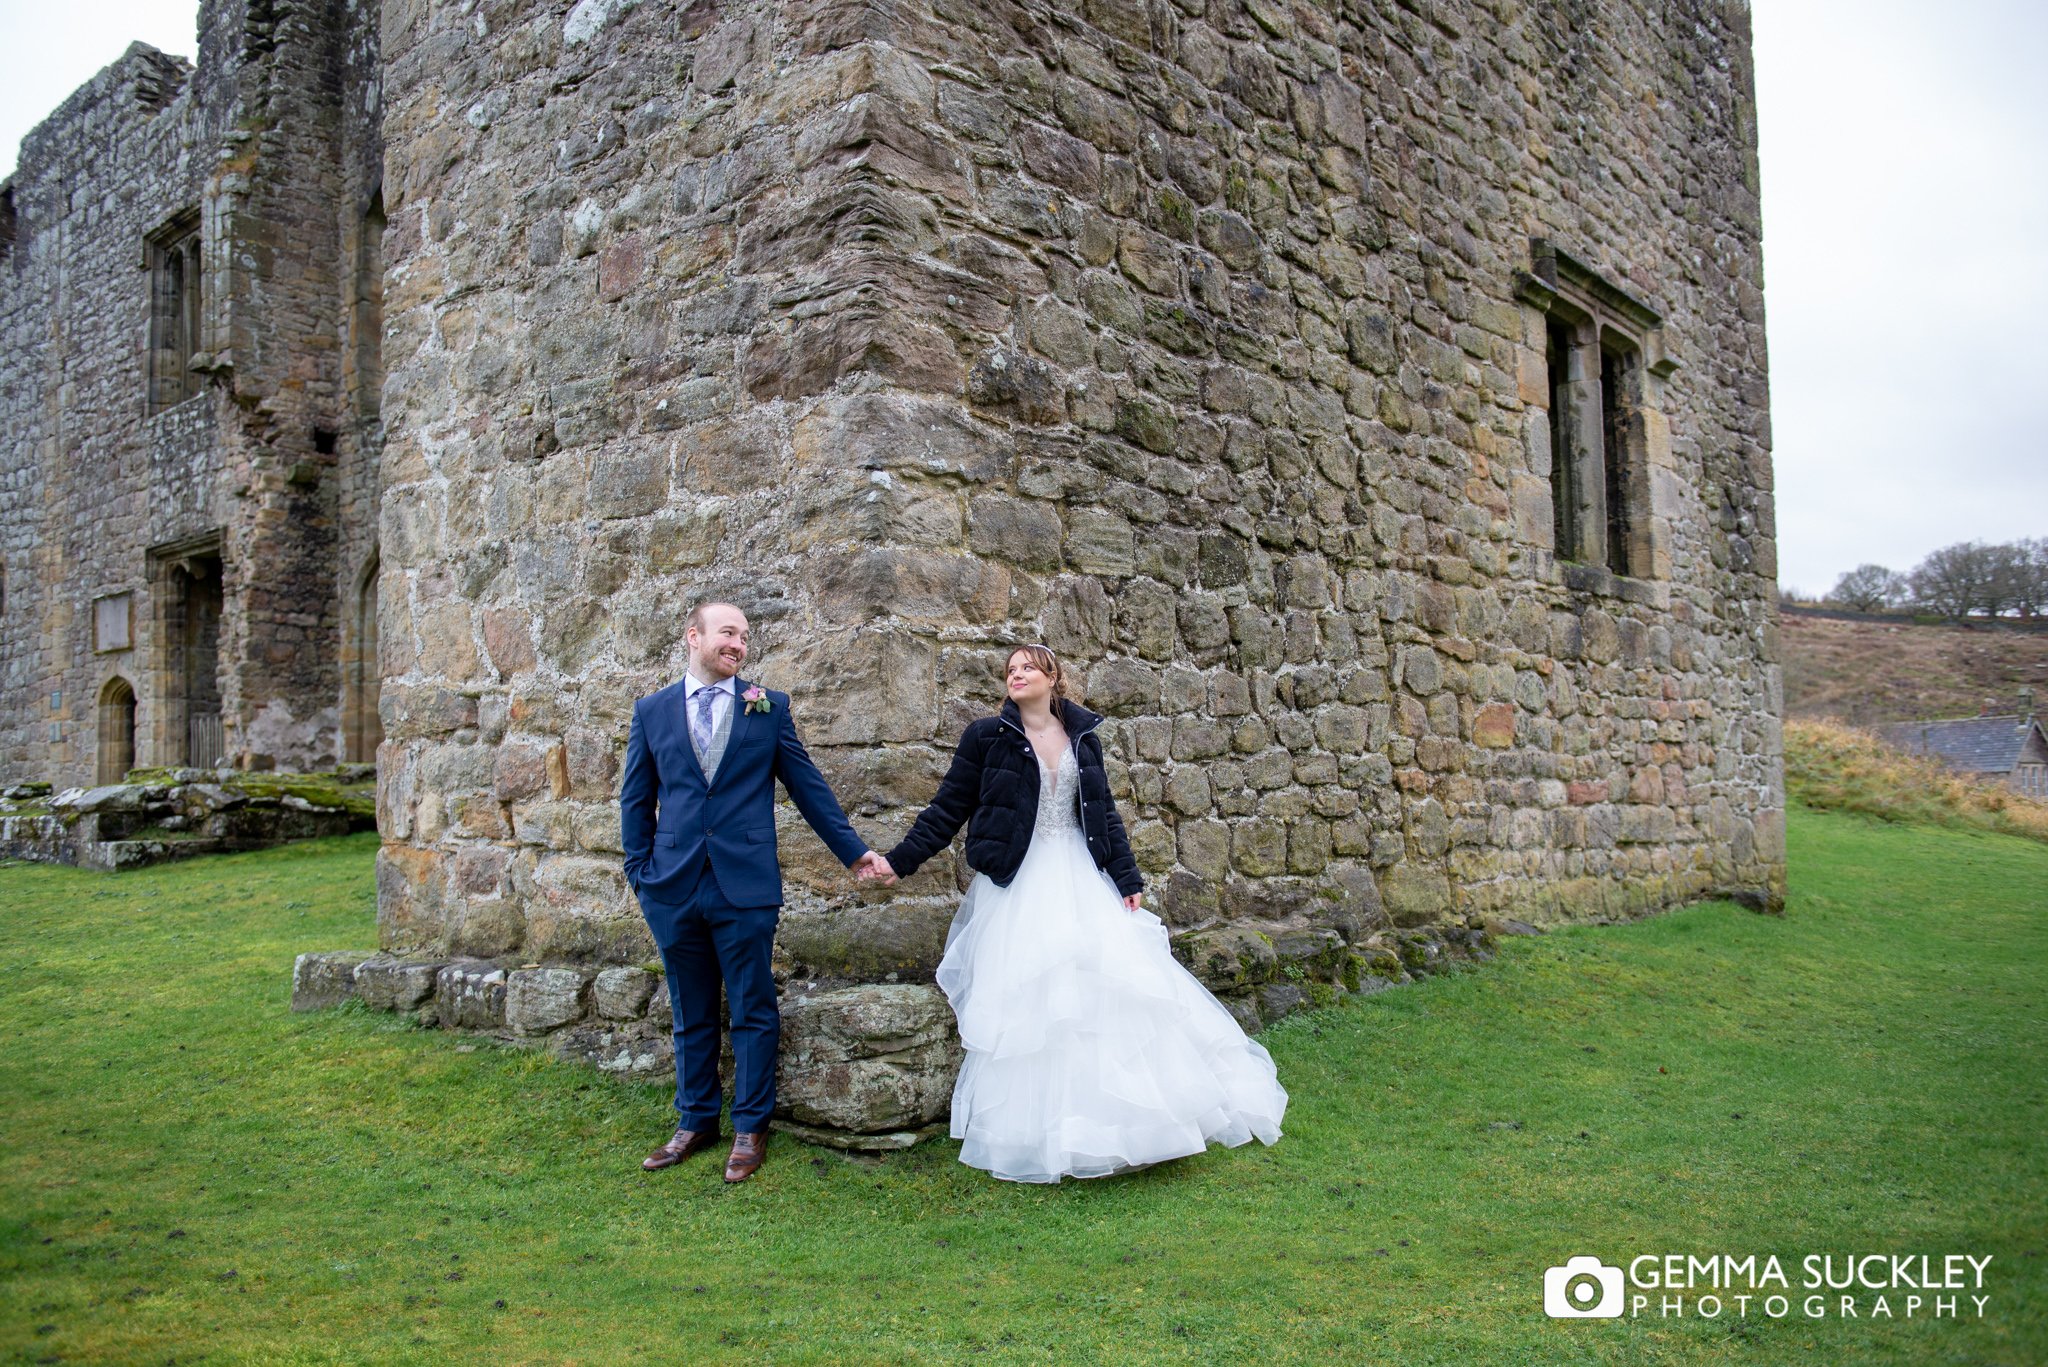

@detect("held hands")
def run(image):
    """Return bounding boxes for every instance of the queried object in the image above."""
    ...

[852,851,1122,904]
[853,851,898,886]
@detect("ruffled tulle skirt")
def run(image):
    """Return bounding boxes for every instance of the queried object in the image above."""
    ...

[935,825,1287,1183]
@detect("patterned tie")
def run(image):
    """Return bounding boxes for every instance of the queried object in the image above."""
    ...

[693,685,716,755]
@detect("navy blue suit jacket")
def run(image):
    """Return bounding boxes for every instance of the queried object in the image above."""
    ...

[619,678,868,914]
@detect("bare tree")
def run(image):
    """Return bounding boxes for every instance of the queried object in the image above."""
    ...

[2013,537,2048,619]
[1909,541,2001,618]
[1826,563,1907,612]
[1981,541,2033,618]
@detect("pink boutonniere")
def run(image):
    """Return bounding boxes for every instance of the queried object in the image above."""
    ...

[742,686,773,715]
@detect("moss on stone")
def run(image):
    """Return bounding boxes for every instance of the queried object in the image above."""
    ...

[1222,162,1252,213]
[127,825,216,843]
[1155,190,1195,239]
[250,776,370,819]
[100,769,377,825]
[1353,946,1405,982]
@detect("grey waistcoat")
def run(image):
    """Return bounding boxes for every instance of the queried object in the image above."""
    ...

[689,686,737,785]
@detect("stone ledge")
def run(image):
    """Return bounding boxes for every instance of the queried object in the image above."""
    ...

[772,1119,950,1152]
[1,770,374,871]
[291,951,375,1010]
[356,955,443,1012]
[1559,561,1669,608]
[288,948,971,1146]
[288,908,1531,1142]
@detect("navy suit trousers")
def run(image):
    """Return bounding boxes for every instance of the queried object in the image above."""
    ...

[642,855,780,1133]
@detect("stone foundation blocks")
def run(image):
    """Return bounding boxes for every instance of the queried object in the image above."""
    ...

[506,967,591,1036]
[291,951,375,1011]
[436,960,509,1030]
[354,955,444,1013]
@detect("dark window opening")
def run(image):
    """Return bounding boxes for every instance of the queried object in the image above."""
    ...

[1601,345,1631,576]
[0,186,16,261]
[312,427,338,455]
[1547,318,1576,557]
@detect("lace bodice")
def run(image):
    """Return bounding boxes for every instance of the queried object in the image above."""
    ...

[1034,746,1081,837]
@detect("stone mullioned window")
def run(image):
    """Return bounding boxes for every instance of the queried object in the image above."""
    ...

[143,208,204,415]
[1517,241,1678,595]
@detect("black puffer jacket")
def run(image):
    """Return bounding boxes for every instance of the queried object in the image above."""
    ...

[885,698,1143,897]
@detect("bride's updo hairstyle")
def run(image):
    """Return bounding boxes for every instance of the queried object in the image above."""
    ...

[1006,644,1068,702]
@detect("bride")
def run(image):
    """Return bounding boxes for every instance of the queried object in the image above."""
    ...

[865,644,1286,1183]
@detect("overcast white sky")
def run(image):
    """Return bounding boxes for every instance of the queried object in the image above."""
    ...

[1,1,2041,596]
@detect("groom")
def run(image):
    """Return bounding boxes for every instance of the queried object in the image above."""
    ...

[619,600,890,1182]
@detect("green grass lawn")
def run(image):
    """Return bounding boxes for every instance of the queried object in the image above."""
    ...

[1,807,2043,1365]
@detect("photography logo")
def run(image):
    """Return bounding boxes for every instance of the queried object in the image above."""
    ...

[1544,1256,1625,1318]
[1539,1252,1993,1321]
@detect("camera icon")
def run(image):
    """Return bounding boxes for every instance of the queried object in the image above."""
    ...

[1544,1256,1624,1318]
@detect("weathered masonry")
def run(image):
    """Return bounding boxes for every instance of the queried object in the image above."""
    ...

[0,0,385,788]
[368,0,1785,1053]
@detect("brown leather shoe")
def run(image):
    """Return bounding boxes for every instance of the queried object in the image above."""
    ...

[723,1131,768,1183]
[643,1126,721,1171]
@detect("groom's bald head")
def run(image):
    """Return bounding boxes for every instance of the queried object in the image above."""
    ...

[686,600,744,634]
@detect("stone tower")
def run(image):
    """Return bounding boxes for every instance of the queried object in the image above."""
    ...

[0,0,385,786]
[10,0,1788,1131]
[368,0,1786,1043]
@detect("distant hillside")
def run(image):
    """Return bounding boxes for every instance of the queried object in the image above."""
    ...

[1780,608,2048,725]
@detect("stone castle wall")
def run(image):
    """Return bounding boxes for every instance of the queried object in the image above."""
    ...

[0,0,385,788]
[0,43,223,782]
[371,0,1784,1026]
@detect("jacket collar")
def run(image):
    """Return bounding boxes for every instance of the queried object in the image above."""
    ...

[999,696,1104,736]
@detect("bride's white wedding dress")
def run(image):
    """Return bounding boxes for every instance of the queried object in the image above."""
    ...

[936,745,1288,1182]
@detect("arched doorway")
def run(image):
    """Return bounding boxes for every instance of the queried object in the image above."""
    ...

[97,678,137,785]
[343,552,382,763]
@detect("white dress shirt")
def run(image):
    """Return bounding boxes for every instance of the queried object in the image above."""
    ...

[684,670,736,745]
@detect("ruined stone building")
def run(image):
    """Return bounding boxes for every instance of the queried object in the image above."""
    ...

[25,0,1787,1135]
[0,0,385,788]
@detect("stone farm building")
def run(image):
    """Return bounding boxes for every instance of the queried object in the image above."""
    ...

[8,0,1786,1093]
[1872,696,2048,800]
